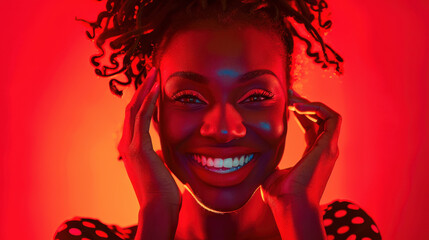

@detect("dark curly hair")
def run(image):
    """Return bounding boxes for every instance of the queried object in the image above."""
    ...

[77,0,343,97]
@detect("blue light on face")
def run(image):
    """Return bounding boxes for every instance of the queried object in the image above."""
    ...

[260,122,271,131]
[221,130,228,134]
[217,69,240,78]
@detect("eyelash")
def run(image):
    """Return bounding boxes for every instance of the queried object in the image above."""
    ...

[241,89,274,103]
[172,89,274,105]
[172,91,205,104]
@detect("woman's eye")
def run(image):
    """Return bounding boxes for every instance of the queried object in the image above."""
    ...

[246,94,269,102]
[241,90,274,103]
[172,91,206,105]
[175,95,203,104]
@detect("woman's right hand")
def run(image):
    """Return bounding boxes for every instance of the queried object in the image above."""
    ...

[117,67,181,239]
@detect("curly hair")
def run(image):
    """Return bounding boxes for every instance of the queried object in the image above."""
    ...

[77,0,343,97]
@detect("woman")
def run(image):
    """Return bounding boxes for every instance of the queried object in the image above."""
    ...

[55,0,381,239]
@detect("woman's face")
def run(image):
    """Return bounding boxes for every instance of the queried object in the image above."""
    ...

[155,20,288,212]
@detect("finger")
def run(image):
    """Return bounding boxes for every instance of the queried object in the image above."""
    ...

[120,67,158,148]
[293,123,340,202]
[293,102,341,140]
[285,95,342,202]
[126,67,158,132]
[288,89,320,127]
[288,105,318,134]
[289,99,321,150]
[290,109,320,155]
[287,89,313,128]
[293,102,329,120]
[133,80,160,148]
[129,67,158,108]
[287,89,322,151]
[295,102,341,159]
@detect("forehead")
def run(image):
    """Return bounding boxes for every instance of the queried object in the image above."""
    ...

[159,23,287,85]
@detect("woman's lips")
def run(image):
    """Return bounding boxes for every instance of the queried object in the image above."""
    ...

[187,153,258,187]
[192,154,254,174]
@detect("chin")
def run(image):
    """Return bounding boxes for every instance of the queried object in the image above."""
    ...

[185,179,262,213]
[159,132,286,212]
[164,150,282,213]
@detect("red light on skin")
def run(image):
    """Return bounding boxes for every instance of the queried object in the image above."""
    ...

[154,18,288,230]
[288,105,317,115]
[288,104,320,132]
[259,185,266,203]
[183,184,264,214]
[288,105,319,132]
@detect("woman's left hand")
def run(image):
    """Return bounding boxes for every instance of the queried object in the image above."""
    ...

[261,89,342,209]
[260,90,341,239]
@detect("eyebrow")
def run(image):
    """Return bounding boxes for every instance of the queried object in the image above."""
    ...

[165,69,279,83]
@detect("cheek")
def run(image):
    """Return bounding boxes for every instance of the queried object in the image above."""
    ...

[159,104,202,144]
[243,106,286,142]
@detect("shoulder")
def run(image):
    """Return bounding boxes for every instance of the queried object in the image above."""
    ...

[53,217,137,240]
[320,199,382,240]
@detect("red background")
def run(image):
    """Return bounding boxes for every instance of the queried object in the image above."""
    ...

[1,0,428,239]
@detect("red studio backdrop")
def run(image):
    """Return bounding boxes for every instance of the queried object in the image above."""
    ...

[1,0,428,239]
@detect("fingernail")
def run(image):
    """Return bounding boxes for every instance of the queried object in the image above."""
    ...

[288,105,296,111]
[148,67,157,75]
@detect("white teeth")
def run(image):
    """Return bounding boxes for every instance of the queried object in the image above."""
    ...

[192,154,255,173]
[207,157,214,167]
[232,157,239,167]
[214,158,223,168]
[223,158,233,168]
[239,156,244,166]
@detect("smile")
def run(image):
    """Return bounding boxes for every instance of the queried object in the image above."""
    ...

[192,154,255,174]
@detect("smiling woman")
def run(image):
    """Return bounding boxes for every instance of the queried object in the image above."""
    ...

[156,23,288,213]
[54,0,381,239]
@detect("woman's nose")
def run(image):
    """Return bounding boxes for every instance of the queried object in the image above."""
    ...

[200,103,246,143]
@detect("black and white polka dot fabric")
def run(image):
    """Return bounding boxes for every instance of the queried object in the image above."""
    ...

[54,200,381,239]
[321,200,381,240]
[54,218,137,240]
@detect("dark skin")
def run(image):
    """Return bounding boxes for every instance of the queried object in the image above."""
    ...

[118,20,341,240]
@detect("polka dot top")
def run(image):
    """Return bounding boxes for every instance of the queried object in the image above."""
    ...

[54,199,381,240]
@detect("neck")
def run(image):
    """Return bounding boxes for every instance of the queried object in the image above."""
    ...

[175,187,281,240]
